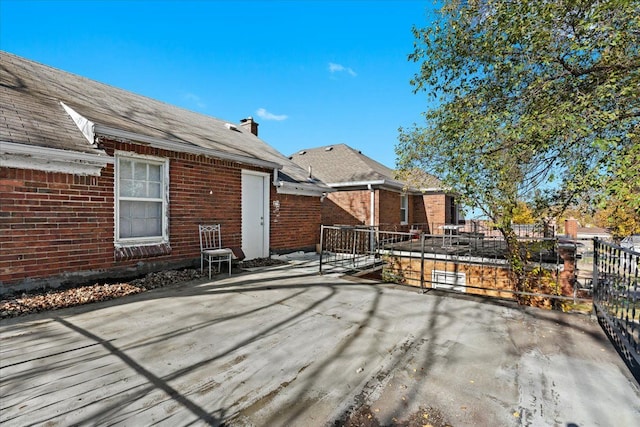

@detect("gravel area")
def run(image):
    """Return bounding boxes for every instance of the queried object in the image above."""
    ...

[1,257,288,319]
[341,404,451,427]
[0,269,202,319]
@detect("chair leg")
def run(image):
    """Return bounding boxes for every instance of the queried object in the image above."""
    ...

[202,255,232,279]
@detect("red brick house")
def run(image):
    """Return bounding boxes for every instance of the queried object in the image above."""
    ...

[0,51,331,295]
[289,144,457,232]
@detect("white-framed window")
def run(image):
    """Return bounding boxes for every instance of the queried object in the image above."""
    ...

[400,193,408,224]
[115,153,169,246]
[432,270,466,292]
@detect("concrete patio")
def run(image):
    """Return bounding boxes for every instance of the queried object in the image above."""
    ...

[1,257,639,426]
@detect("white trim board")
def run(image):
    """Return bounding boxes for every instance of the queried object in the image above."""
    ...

[0,141,112,176]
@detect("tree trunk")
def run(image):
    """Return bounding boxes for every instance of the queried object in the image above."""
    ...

[498,223,530,304]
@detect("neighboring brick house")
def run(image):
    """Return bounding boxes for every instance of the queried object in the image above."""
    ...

[563,218,612,241]
[0,51,331,294]
[289,144,457,232]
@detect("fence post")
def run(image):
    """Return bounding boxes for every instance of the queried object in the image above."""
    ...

[319,225,325,274]
[369,226,375,255]
[573,239,581,305]
[420,232,425,292]
[351,228,357,267]
[592,238,599,296]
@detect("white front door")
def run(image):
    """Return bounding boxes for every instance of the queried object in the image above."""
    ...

[241,171,269,260]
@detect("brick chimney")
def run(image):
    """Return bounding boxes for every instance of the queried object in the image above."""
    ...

[240,117,259,136]
[565,217,578,239]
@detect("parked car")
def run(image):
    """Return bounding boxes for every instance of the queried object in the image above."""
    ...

[621,235,640,254]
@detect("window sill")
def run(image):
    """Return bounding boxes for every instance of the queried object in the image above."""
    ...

[114,243,172,261]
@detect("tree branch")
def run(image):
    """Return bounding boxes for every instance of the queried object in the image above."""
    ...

[556,55,640,78]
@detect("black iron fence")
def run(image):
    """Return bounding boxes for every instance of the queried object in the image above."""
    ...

[410,220,556,239]
[593,239,639,379]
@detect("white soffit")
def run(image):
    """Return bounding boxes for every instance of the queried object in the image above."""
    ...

[0,141,112,176]
[276,181,331,197]
[325,179,426,194]
[326,179,386,187]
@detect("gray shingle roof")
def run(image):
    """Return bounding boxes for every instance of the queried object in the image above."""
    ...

[0,51,324,187]
[290,144,395,183]
[395,168,443,191]
[290,143,443,191]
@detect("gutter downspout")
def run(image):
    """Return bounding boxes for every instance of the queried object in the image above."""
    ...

[368,184,376,252]
[273,168,281,187]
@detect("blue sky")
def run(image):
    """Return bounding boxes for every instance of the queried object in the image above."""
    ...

[1,0,439,168]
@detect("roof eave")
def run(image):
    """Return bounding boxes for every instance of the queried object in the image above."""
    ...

[276,181,335,197]
[326,179,423,193]
[326,180,386,188]
[419,187,447,193]
[94,124,283,170]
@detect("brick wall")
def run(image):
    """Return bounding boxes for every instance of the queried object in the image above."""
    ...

[270,192,322,253]
[321,190,370,225]
[412,194,429,231]
[321,188,427,232]
[167,148,244,253]
[377,189,404,229]
[2,138,326,293]
[421,193,447,233]
[0,168,115,291]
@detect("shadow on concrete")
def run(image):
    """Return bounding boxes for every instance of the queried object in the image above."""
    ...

[1,263,638,426]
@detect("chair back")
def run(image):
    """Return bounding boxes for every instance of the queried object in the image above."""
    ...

[199,224,223,251]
